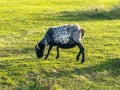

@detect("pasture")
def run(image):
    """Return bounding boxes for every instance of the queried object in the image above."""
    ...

[0,0,120,90]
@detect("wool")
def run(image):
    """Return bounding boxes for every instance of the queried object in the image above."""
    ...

[35,24,85,63]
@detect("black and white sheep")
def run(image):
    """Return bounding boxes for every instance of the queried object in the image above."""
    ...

[35,24,85,63]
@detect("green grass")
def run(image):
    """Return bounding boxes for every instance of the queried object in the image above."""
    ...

[0,0,120,90]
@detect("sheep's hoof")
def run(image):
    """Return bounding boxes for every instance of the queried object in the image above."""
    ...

[76,56,79,61]
[56,56,59,59]
[44,57,47,60]
[81,61,84,63]
[56,57,58,59]
[76,58,79,62]
[81,59,85,63]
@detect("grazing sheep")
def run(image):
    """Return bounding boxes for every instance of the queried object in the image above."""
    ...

[35,24,85,63]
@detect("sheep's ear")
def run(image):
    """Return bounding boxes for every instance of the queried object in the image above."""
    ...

[35,45,37,49]
[35,45,40,49]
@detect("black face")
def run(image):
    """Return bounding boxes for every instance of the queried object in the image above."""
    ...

[35,45,44,58]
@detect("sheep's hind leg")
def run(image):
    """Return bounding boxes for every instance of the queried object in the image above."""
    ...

[76,43,85,63]
[56,46,59,59]
[44,46,53,60]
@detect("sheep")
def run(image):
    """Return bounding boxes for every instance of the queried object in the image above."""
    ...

[35,24,85,63]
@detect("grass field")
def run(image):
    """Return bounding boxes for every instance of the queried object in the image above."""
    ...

[0,0,120,90]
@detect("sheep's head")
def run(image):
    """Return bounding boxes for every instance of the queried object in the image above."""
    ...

[35,44,45,58]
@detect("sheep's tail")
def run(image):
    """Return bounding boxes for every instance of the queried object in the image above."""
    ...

[80,29,85,38]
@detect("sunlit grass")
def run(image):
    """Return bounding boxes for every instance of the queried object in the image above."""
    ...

[0,0,120,90]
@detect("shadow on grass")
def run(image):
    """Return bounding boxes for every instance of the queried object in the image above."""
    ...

[31,4,120,22]
[0,46,34,57]
[0,57,119,77]
[46,58,120,77]
[23,58,120,89]
[0,57,119,89]
[0,58,37,70]
[58,4,120,21]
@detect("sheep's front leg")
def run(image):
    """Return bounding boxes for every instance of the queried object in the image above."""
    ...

[76,43,85,63]
[44,46,53,59]
[56,46,59,59]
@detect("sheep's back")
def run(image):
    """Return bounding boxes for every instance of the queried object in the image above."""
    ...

[51,24,80,45]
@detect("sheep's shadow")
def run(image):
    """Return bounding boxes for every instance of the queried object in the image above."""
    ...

[1,57,119,77]
[46,58,120,78]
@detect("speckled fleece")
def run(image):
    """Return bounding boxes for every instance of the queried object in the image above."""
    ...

[51,24,81,44]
